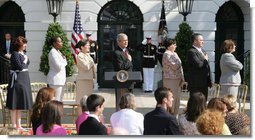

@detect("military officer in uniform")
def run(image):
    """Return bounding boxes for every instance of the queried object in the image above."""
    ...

[86,32,98,63]
[140,35,157,93]
[157,43,166,66]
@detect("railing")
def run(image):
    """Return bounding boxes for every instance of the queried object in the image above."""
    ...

[0,56,10,84]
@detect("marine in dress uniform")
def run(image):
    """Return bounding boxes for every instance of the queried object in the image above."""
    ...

[140,36,157,93]
[86,32,98,63]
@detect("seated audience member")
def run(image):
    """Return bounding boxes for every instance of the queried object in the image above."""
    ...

[207,97,232,135]
[78,94,107,135]
[178,92,206,135]
[0,127,20,135]
[31,87,55,135]
[196,109,225,135]
[76,95,89,134]
[110,93,144,135]
[222,95,251,135]
[36,100,67,136]
[238,126,251,135]
[110,127,129,135]
[143,87,181,135]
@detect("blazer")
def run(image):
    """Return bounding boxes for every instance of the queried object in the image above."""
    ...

[143,107,181,135]
[78,116,107,135]
[162,50,184,80]
[47,47,67,85]
[187,46,211,89]
[0,39,13,58]
[112,46,133,71]
[76,52,95,80]
[220,53,243,85]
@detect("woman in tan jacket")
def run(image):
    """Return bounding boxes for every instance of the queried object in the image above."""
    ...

[162,38,184,116]
[75,39,95,115]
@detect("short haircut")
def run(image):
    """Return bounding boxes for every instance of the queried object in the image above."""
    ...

[119,93,136,110]
[80,95,88,112]
[164,38,176,49]
[51,36,61,45]
[185,92,206,122]
[196,109,225,135]
[13,36,27,51]
[75,39,90,49]
[207,97,226,113]
[154,87,172,104]
[41,100,64,133]
[191,33,202,42]
[86,94,105,112]
[116,33,128,42]
[222,94,237,112]
[221,39,235,53]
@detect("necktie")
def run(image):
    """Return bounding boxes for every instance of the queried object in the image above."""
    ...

[124,49,128,57]
[6,41,10,53]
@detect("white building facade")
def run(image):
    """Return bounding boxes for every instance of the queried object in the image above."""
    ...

[0,0,251,89]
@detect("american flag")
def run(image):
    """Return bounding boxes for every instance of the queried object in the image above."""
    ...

[71,0,84,64]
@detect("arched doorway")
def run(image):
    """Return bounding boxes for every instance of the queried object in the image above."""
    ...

[97,0,143,88]
[215,1,244,84]
[0,1,25,42]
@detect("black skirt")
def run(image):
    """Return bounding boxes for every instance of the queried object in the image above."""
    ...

[6,71,33,110]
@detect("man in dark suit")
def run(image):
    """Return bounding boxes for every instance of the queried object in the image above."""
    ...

[143,87,182,135]
[112,33,133,111]
[187,33,212,100]
[0,33,13,59]
[78,94,107,135]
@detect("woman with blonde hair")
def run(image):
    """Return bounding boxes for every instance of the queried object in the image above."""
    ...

[110,93,144,135]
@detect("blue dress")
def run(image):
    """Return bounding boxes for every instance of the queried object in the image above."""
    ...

[6,51,33,110]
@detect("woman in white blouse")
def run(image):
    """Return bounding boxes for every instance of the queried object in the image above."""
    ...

[47,36,67,101]
[162,38,184,116]
[75,39,95,115]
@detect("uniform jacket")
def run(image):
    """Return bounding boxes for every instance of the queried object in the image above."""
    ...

[140,43,157,68]
[220,53,243,85]
[89,40,98,63]
[187,46,212,89]
[113,46,133,71]
[143,107,182,135]
[47,47,67,85]
[76,52,95,80]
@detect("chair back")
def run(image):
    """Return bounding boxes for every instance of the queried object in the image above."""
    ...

[62,82,76,101]
[30,82,47,102]
[237,84,248,113]
[0,84,11,127]
[209,83,220,98]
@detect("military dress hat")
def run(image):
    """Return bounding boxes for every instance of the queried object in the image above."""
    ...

[86,31,92,36]
[146,35,152,39]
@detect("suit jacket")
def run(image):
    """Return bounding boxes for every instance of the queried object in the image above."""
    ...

[78,116,107,135]
[0,39,13,58]
[112,46,133,71]
[220,53,243,84]
[76,52,95,80]
[143,107,181,135]
[47,47,67,85]
[187,47,212,89]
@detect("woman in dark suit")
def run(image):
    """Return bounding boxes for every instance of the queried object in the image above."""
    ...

[6,36,33,129]
[220,39,243,99]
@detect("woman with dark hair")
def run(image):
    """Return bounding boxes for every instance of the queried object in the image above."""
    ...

[75,39,95,115]
[6,36,33,130]
[110,93,144,135]
[47,36,67,101]
[31,87,55,135]
[36,100,66,135]
[178,92,206,135]
[220,39,243,98]
[162,38,184,116]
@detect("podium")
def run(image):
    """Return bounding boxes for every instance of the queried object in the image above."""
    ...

[105,71,142,111]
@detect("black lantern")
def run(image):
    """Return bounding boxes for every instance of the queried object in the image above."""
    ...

[176,0,194,21]
[46,0,64,22]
